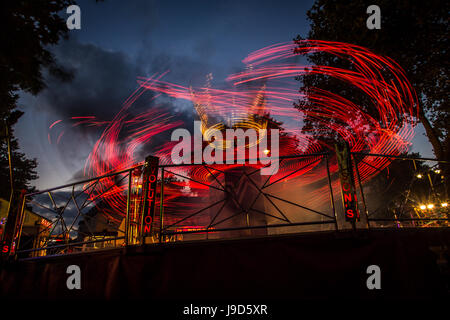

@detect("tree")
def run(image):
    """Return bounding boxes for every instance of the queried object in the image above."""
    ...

[0,111,38,199]
[0,0,75,199]
[295,0,449,162]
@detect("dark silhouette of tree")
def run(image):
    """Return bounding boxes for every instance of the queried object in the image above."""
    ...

[357,153,447,224]
[0,0,75,199]
[0,111,38,198]
[295,0,449,162]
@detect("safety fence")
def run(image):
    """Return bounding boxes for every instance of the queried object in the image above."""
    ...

[158,153,338,242]
[13,166,137,259]
[351,152,449,228]
[6,151,448,260]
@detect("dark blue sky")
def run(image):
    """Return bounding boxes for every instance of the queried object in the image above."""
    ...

[15,0,433,190]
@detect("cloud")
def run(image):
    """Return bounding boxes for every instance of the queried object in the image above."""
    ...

[41,37,219,119]
[41,38,144,119]
[18,34,223,189]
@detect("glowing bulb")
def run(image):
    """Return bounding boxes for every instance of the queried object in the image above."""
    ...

[427,204,434,209]
[434,169,441,174]
[419,205,426,210]
[442,203,448,207]
[416,174,422,179]
[263,149,270,155]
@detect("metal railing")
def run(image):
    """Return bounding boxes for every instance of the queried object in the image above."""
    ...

[12,151,449,259]
[157,153,338,242]
[14,153,339,258]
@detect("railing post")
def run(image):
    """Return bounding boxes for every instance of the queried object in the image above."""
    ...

[159,168,165,243]
[1,190,26,261]
[325,154,338,231]
[139,155,160,245]
[335,142,359,230]
[125,168,133,246]
[13,192,27,260]
[352,154,370,229]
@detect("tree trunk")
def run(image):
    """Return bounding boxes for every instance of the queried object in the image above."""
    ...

[418,109,444,160]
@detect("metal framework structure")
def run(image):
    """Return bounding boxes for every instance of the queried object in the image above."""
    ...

[158,153,337,241]
[12,166,138,258]
[6,151,448,260]
[351,152,449,228]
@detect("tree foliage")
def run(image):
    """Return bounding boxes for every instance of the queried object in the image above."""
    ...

[0,0,75,198]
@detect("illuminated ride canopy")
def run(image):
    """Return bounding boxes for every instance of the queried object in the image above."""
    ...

[49,40,418,224]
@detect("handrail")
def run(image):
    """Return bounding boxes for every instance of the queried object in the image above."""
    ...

[351,152,449,163]
[16,236,125,255]
[25,165,141,197]
[12,151,448,260]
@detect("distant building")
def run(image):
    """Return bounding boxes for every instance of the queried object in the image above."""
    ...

[0,198,51,256]
[77,200,124,249]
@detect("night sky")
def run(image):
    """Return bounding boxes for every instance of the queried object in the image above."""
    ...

[14,0,433,190]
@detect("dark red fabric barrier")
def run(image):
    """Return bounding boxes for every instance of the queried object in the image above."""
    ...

[1,228,449,300]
